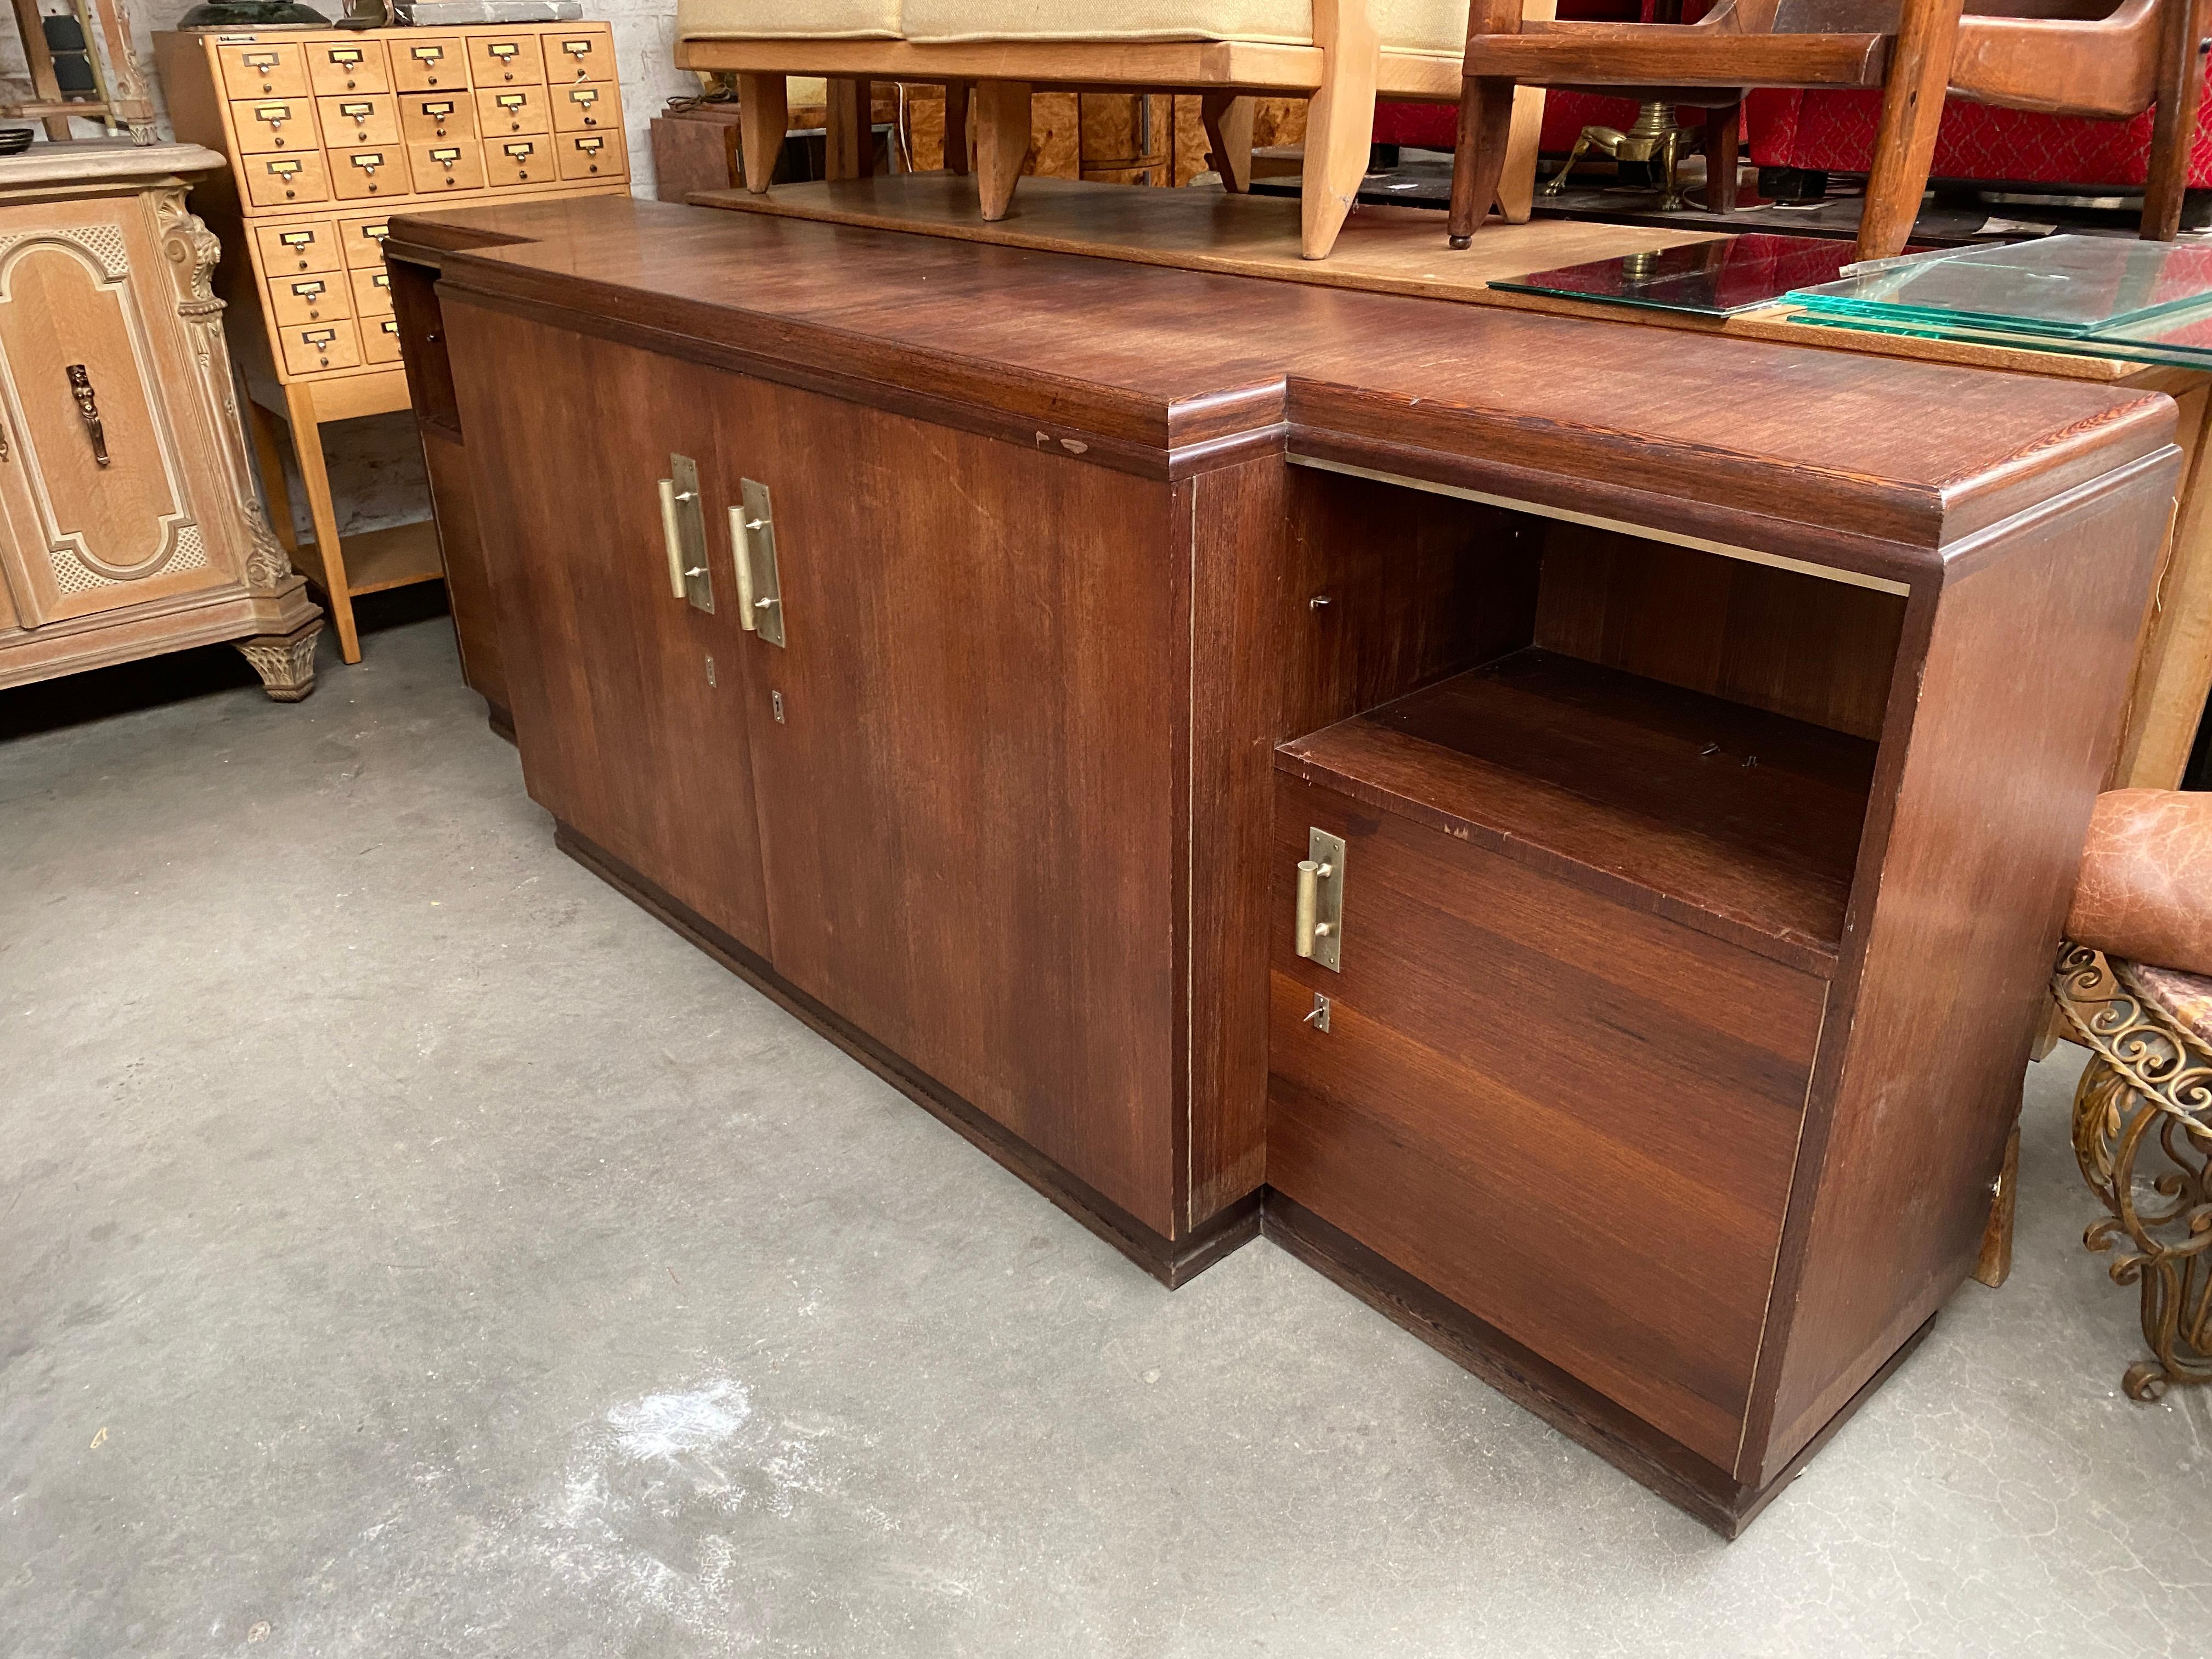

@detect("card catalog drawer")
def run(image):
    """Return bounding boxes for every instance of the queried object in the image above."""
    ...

[467,33,545,86]
[230,95,318,155]
[243,149,331,209]
[399,92,476,144]
[545,29,612,85]
[317,93,398,148]
[551,81,612,132]
[557,129,623,183]
[337,212,393,269]
[254,218,342,276]
[391,35,465,93]
[218,42,307,99]
[267,270,353,329]
[477,84,549,138]
[362,313,405,366]
[485,134,551,188]
[306,38,388,95]
[330,143,404,201]
[279,318,362,377]
[409,138,486,195]
[351,265,395,317]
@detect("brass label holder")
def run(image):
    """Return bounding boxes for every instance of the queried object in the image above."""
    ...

[1295,828,1345,972]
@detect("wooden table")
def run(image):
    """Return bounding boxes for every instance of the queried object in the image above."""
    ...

[690,173,2212,792]
[385,194,2170,1535]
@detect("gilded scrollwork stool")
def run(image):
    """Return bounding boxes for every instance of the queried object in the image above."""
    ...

[2053,788,2212,1400]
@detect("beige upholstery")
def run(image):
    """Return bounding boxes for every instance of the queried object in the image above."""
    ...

[900,0,1467,55]
[676,0,904,40]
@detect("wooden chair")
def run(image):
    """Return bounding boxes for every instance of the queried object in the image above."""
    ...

[1448,0,2212,259]
[675,1,1556,259]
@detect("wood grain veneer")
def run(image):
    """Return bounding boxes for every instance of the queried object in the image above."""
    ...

[391,195,2179,1532]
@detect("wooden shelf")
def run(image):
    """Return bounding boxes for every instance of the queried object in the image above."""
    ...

[1276,648,1878,974]
[289,519,444,599]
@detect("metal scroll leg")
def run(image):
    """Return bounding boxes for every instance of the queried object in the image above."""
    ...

[2073,1054,2212,1399]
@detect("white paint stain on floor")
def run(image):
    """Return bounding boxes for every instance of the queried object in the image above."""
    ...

[527,1373,855,1652]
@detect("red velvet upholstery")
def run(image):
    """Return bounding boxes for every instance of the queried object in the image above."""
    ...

[1749,73,2212,190]
[1375,0,1715,156]
[1388,0,2212,191]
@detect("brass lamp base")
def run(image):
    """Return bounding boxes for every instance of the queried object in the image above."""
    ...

[1542,101,1688,211]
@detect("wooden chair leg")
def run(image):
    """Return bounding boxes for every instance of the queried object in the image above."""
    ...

[976,81,1032,221]
[1302,0,1381,258]
[943,78,970,176]
[1855,0,1966,259]
[826,77,872,180]
[1703,99,1742,213]
[1973,1119,2022,1288]
[736,72,788,193]
[2143,0,2207,239]
[1497,85,1549,223]
[1449,0,1528,246]
[1449,78,1517,246]
[1200,92,1256,192]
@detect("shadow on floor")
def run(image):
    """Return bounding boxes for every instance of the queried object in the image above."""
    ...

[0,581,452,743]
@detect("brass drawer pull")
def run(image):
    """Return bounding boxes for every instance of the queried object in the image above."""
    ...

[67,365,109,468]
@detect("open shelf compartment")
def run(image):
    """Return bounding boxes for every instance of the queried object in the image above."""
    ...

[1276,467,1908,977]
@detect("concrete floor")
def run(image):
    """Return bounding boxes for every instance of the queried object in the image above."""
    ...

[5,616,2211,1659]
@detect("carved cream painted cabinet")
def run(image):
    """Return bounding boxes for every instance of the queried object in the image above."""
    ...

[0,143,320,699]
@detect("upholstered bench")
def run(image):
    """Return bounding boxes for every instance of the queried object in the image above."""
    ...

[673,1,1553,258]
[2053,788,2212,1400]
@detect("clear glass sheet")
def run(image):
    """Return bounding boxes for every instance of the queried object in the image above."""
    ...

[1786,234,2212,337]
[1490,234,1869,317]
[1784,307,2212,370]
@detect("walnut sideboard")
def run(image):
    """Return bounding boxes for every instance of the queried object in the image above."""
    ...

[0,142,319,702]
[384,196,2175,1536]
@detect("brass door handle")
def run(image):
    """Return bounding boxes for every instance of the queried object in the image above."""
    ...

[656,479,687,598]
[1294,829,1346,972]
[657,456,713,611]
[67,365,108,469]
[730,478,786,648]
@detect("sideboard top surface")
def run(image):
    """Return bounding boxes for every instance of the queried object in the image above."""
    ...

[391,195,2177,566]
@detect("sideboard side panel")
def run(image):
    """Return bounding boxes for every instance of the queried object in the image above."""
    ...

[1754,452,2182,1481]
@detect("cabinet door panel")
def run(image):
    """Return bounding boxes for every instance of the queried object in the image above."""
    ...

[716,378,1184,1237]
[446,306,770,956]
[0,219,232,626]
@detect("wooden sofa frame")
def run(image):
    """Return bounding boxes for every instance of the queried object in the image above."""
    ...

[676,1,1556,258]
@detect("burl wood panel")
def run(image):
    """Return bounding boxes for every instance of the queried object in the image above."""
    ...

[444,303,772,957]
[711,370,1187,1238]
[1268,783,1827,1469]
[1750,452,2181,1481]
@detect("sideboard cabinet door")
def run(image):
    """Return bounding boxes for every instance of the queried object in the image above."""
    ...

[715,376,1187,1239]
[447,306,772,957]
[0,199,238,625]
